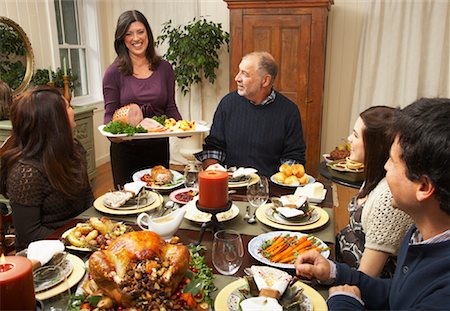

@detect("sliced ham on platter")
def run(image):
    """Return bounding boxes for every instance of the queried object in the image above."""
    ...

[138,118,165,132]
[112,103,143,126]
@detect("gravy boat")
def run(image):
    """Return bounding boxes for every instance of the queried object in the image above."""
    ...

[137,206,186,239]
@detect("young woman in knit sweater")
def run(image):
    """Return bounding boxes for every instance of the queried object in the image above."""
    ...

[0,86,93,250]
[336,106,413,277]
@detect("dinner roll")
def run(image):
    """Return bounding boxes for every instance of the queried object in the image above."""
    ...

[273,172,286,183]
[284,175,299,186]
[279,163,293,176]
[292,164,305,177]
[298,174,309,185]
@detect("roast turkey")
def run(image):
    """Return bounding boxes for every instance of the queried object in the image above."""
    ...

[89,231,190,307]
[151,165,173,184]
[112,103,143,126]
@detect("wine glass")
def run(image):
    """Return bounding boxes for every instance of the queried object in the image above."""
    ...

[184,161,201,189]
[212,230,244,275]
[246,176,269,210]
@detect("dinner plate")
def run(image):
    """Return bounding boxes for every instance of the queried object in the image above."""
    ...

[35,254,85,301]
[169,187,198,205]
[227,279,312,311]
[256,204,329,231]
[132,169,185,190]
[214,278,327,311]
[184,198,240,223]
[247,231,330,270]
[264,206,321,226]
[94,191,163,215]
[98,122,210,140]
[103,189,156,210]
[228,173,260,188]
[34,258,73,292]
[270,174,316,188]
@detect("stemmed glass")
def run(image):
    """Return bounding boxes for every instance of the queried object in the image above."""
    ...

[212,230,244,275]
[184,161,201,189]
[246,176,269,210]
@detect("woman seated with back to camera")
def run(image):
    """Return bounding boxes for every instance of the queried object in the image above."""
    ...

[0,86,93,251]
[336,106,413,277]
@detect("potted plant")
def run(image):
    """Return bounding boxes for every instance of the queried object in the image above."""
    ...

[156,17,229,119]
[30,67,78,91]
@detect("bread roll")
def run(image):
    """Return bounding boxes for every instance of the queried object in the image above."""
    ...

[284,175,299,186]
[298,175,308,185]
[292,164,305,177]
[273,172,286,183]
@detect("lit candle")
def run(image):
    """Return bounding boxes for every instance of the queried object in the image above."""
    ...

[198,170,228,208]
[63,57,67,76]
[0,255,36,310]
[48,66,53,82]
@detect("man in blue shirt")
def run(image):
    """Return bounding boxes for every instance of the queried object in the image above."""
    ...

[295,98,450,310]
[195,51,306,176]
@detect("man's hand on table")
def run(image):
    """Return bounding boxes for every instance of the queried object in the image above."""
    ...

[294,249,332,281]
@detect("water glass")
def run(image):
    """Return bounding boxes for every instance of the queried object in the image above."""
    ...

[212,230,244,275]
[246,176,269,208]
[184,161,202,189]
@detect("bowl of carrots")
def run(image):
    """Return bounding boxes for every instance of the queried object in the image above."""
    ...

[248,231,330,269]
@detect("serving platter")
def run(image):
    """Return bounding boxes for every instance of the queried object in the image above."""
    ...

[215,278,327,311]
[132,168,185,190]
[270,174,315,188]
[35,254,85,301]
[247,231,330,270]
[98,123,210,140]
[94,191,163,215]
[256,204,329,231]
[184,198,240,223]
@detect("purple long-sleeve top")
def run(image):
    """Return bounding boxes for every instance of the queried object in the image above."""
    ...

[103,60,182,124]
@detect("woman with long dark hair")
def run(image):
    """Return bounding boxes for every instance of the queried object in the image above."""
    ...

[103,10,182,187]
[0,86,93,250]
[336,106,413,277]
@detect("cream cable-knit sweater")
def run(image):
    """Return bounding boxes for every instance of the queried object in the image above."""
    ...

[361,178,414,254]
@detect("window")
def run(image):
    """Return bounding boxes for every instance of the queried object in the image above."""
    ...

[52,0,101,104]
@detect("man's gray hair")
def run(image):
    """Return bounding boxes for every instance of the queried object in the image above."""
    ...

[244,51,278,85]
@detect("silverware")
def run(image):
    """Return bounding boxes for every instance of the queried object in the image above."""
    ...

[247,207,257,224]
[243,206,251,220]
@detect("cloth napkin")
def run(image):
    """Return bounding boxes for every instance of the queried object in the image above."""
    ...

[27,240,65,266]
[294,182,325,199]
[123,181,147,196]
[250,266,292,297]
[205,163,227,172]
[232,167,257,178]
[279,194,307,208]
[240,297,283,311]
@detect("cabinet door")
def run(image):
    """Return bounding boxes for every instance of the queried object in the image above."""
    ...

[230,8,327,175]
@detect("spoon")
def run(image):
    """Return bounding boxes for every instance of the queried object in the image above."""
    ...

[157,201,175,217]
[247,208,257,224]
[243,206,251,220]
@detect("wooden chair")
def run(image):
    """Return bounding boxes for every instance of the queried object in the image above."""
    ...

[0,203,15,255]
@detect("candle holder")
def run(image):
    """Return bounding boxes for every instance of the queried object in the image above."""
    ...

[63,75,71,103]
[193,200,232,246]
[47,81,55,87]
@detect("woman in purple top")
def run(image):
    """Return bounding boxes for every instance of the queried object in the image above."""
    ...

[103,10,182,187]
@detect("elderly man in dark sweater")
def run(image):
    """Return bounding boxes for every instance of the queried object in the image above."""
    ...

[294,98,450,310]
[195,51,306,177]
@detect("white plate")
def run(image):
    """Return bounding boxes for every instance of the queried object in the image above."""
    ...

[94,192,163,215]
[265,207,321,226]
[103,189,156,210]
[270,174,316,188]
[35,254,85,301]
[322,153,334,163]
[184,198,240,223]
[132,168,185,190]
[33,258,73,292]
[169,187,198,205]
[248,231,330,269]
[98,123,210,140]
[228,173,260,188]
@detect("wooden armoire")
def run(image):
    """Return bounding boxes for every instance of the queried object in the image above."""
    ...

[224,0,333,176]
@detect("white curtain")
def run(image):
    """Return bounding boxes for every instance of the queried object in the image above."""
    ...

[350,0,450,125]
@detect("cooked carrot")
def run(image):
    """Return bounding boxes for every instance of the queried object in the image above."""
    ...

[264,235,283,252]
[279,254,297,263]
[292,239,313,252]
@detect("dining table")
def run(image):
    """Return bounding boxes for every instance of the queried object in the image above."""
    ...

[46,177,335,310]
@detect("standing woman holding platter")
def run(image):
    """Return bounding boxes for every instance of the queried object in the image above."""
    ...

[103,10,182,187]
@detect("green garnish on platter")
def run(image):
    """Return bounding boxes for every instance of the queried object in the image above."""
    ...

[186,244,216,305]
[103,120,147,136]
[152,114,168,125]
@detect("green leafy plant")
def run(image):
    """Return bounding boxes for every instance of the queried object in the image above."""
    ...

[30,67,78,91]
[0,22,27,90]
[156,17,229,96]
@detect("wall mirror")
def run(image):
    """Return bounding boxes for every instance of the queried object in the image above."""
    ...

[0,16,34,96]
